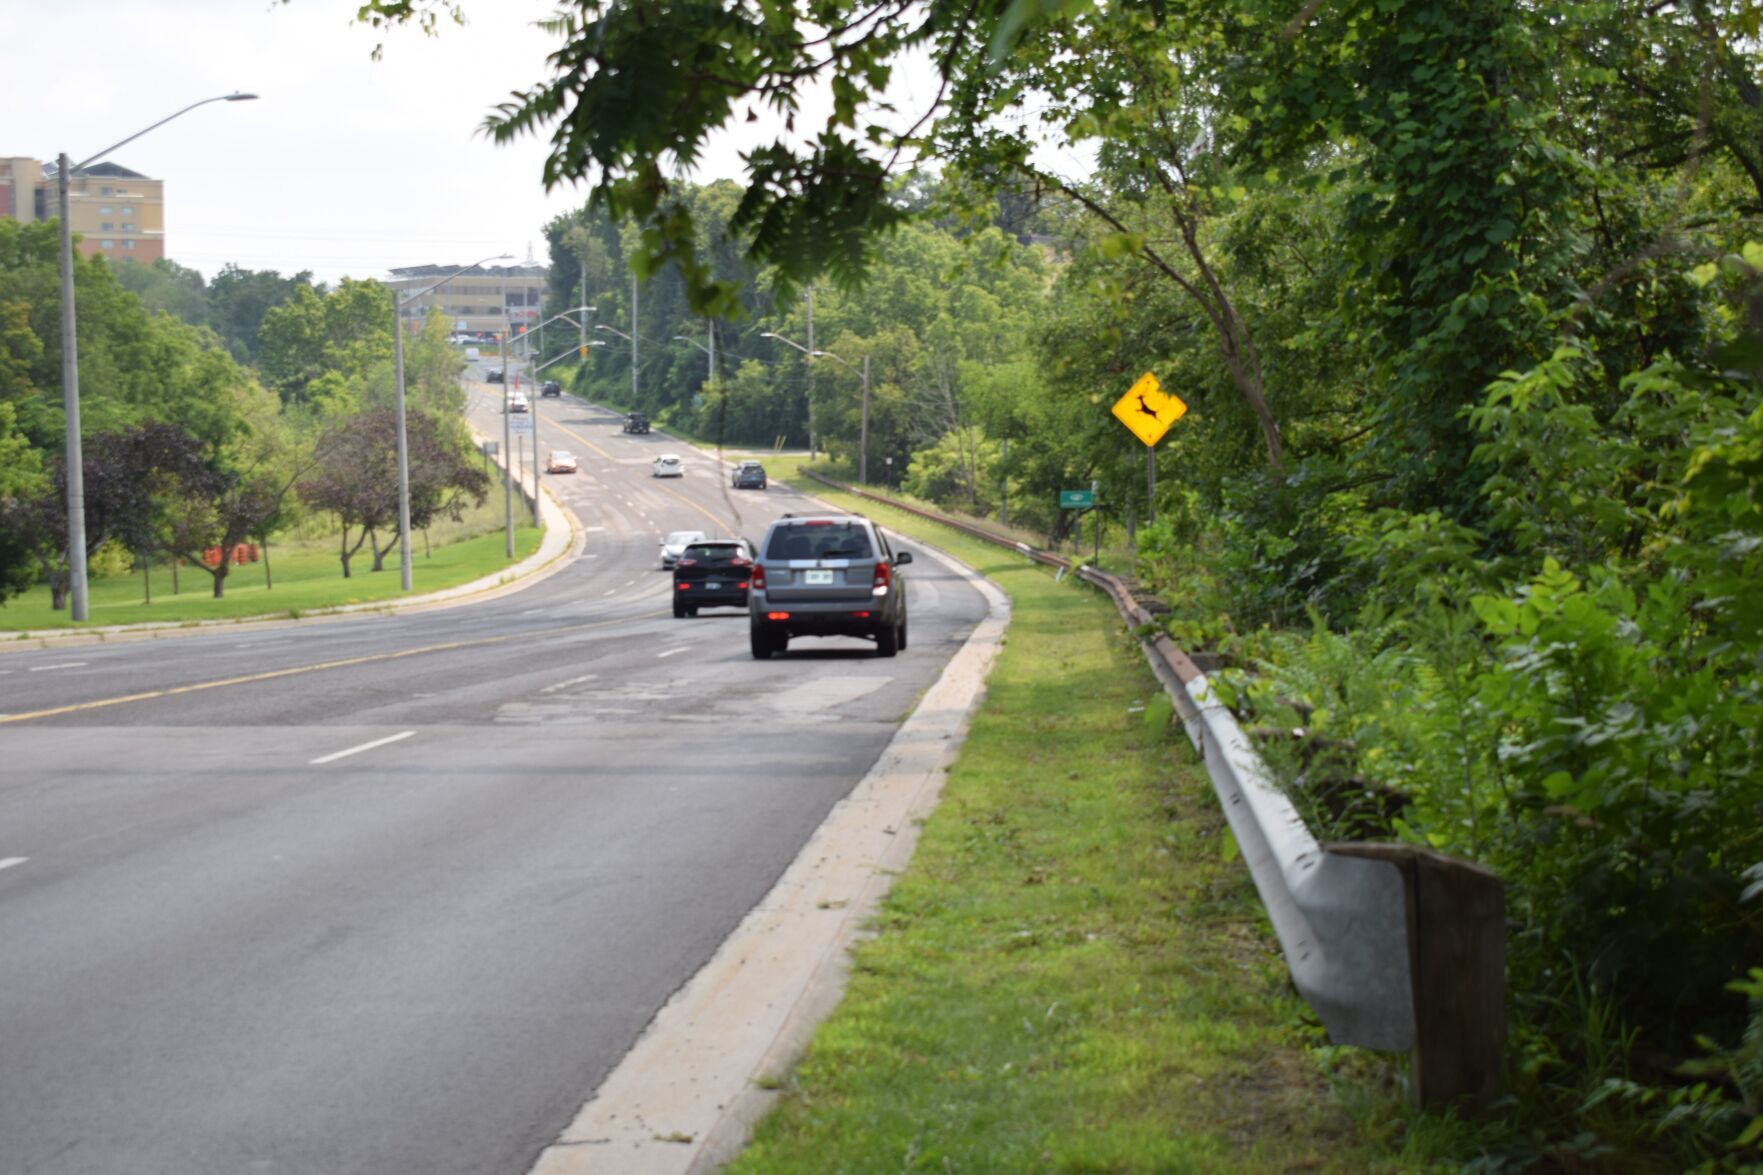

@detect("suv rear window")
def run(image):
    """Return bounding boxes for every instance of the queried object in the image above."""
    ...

[765,522,874,561]
[683,543,745,561]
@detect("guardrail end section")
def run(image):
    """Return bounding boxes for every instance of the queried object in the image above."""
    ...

[1331,842,1506,1108]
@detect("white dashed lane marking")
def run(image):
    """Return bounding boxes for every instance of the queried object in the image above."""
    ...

[0,858,27,872]
[28,663,87,672]
[310,730,416,766]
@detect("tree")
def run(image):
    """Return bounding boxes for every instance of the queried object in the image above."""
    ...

[0,423,211,610]
[0,402,44,604]
[297,408,488,578]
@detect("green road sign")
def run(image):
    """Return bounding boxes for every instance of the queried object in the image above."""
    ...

[1060,490,1095,509]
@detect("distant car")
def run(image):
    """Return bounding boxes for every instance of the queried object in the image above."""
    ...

[546,450,577,474]
[732,460,767,490]
[672,539,755,617]
[659,529,708,569]
[623,412,651,434]
[464,346,481,361]
[507,392,529,413]
[486,367,504,383]
[652,454,684,478]
[541,379,562,397]
[748,512,913,659]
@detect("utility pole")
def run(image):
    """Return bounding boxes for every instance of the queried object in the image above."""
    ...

[1000,438,1009,526]
[502,326,513,558]
[391,310,412,590]
[707,319,716,392]
[57,154,87,620]
[630,272,639,405]
[859,354,871,485]
[805,286,815,458]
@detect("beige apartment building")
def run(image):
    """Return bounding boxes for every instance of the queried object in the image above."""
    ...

[0,157,165,262]
[387,264,547,339]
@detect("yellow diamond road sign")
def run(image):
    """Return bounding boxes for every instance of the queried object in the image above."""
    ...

[1111,372,1187,446]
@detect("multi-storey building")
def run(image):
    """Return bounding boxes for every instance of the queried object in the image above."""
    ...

[0,157,165,262]
[387,263,547,340]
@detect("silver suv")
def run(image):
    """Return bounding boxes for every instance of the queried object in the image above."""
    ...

[748,513,913,659]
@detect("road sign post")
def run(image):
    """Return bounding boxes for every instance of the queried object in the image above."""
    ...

[1110,372,1187,525]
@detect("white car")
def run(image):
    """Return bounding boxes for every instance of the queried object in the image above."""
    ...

[651,454,684,478]
[659,529,708,569]
[507,392,529,413]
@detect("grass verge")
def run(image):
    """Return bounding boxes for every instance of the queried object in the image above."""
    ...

[0,491,544,630]
[725,475,1409,1173]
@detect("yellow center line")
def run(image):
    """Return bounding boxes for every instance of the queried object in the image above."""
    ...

[535,404,618,463]
[0,612,658,726]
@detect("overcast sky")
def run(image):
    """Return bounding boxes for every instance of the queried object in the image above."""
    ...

[2,0,820,285]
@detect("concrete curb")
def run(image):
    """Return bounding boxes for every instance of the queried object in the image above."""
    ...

[0,445,581,654]
[526,539,1011,1175]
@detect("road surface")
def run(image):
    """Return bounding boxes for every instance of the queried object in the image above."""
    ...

[0,375,987,1174]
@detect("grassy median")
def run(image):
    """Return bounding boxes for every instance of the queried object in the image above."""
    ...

[0,492,544,631]
[726,470,1409,1173]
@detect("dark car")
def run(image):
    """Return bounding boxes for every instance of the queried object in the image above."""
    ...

[748,513,912,658]
[486,368,505,383]
[672,539,755,617]
[540,379,562,397]
[732,460,767,490]
[623,412,650,434]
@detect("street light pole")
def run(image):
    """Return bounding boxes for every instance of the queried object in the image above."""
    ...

[391,252,511,591]
[630,273,639,405]
[58,91,257,620]
[805,286,815,458]
[502,325,514,558]
[859,353,870,484]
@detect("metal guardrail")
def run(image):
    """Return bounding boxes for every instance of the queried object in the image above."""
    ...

[803,470,1505,1106]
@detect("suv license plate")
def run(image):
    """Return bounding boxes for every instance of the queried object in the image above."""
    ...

[705,580,720,589]
[804,569,834,585]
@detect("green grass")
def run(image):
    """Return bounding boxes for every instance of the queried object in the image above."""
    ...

[1,490,544,630]
[726,480,1412,1174]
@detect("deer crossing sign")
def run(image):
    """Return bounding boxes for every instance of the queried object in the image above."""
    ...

[1111,372,1187,446]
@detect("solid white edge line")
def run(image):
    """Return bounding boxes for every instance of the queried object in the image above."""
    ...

[310,730,416,766]
[657,647,690,658]
[0,858,27,871]
[28,662,88,672]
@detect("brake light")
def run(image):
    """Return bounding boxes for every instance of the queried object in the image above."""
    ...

[736,581,749,589]
[752,562,766,589]
[767,612,790,621]
[852,611,871,619]
[872,561,891,596]
[677,583,691,591]
[730,557,751,568]
[677,558,696,567]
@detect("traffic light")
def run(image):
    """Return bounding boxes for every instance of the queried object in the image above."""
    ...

[579,345,588,358]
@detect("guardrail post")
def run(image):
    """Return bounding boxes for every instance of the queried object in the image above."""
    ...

[1331,843,1505,1107]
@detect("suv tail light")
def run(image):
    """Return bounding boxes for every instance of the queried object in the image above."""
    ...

[751,562,767,590]
[872,561,891,596]
[677,558,696,567]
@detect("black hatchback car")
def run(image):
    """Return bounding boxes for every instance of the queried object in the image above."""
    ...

[540,379,562,397]
[672,539,756,617]
[732,460,767,490]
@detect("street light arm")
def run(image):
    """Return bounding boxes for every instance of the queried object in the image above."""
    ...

[596,324,633,342]
[760,331,813,358]
[672,334,711,356]
[73,92,259,171]
[812,348,857,377]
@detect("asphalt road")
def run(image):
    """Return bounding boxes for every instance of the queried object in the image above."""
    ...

[0,373,988,1174]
